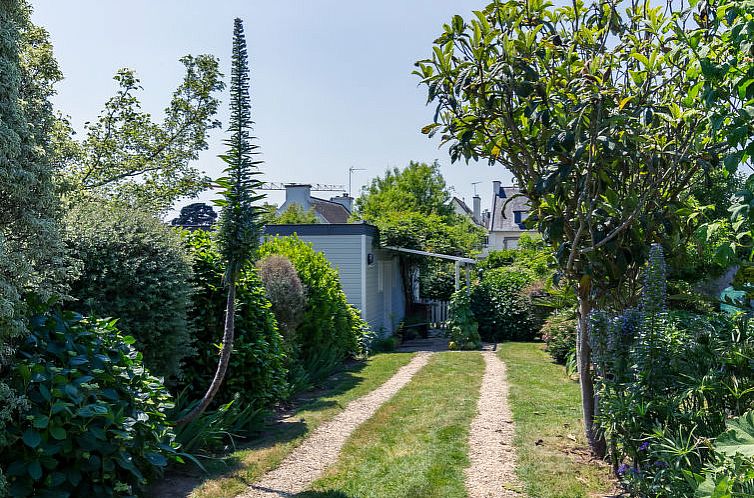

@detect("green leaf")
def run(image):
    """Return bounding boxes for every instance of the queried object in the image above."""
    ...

[28,460,43,481]
[715,411,754,457]
[23,430,42,449]
[49,426,67,440]
[33,415,49,429]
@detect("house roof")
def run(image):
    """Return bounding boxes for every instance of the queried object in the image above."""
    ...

[490,186,531,232]
[452,197,473,217]
[310,197,351,223]
[264,223,379,238]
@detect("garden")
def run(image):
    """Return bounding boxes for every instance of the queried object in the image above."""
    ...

[5,0,754,497]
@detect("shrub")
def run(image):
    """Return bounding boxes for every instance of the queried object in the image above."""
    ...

[591,245,754,497]
[447,290,482,350]
[470,266,537,341]
[0,310,177,498]
[257,255,307,335]
[260,236,371,383]
[63,201,194,379]
[178,230,288,409]
[541,309,577,364]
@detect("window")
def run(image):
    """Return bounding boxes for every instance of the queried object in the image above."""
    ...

[513,210,528,224]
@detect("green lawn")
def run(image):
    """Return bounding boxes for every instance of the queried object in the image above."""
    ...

[301,352,485,498]
[186,352,415,498]
[498,342,616,498]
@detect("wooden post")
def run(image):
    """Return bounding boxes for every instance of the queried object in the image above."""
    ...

[454,260,461,291]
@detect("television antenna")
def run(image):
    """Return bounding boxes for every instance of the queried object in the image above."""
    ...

[348,166,366,197]
[471,181,482,196]
[259,182,344,191]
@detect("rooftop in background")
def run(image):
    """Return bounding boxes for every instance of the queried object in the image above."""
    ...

[490,183,531,232]
[277,184,353,224]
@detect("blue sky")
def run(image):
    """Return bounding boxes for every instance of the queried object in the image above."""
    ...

[31,1,514,216]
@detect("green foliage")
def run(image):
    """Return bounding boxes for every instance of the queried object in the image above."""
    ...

[271,204,320,224]
[368,336,398,354]
[354,161,452,221]
[64,56,224,213]
[696,412,754,496]
[591,247,754,497]
[179,230,288,408]
[0,0,64,361]
[63,201,194,379]
[470,267,537,342]
[354,162,484,302]
[478,239,552,279]
[169,391,264,456]
[417,1,714,291]
[446,291,481,351]
[541,309,577,365]
[0,310,177,497]
[260,236,371,384]
[257,255,307,335]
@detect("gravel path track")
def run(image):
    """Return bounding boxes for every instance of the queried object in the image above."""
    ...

[238,352,433,498]
[465,351,521,498]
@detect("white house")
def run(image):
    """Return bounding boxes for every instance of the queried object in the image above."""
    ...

[484,181,536,251]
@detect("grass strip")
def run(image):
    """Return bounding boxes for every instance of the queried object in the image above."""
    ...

[188,352,416,498]
[498,342,615,498]
[301,352,485,498]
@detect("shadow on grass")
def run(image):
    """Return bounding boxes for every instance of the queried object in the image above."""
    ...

[149,360,372,497]
[296,491,351,498]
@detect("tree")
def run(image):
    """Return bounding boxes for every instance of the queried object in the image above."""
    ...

[63,56,224,213]
[355,163,485,307]
[416,1,716,455]
[273,204,320,224]
[178,18,265,424]
[171,202,218,227]
[354,161,453,221]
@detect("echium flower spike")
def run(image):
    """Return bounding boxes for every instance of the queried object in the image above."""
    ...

[641,244,667,315]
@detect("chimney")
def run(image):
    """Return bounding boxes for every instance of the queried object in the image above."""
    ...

[492,181,501,198]
[472,195,481,223]
[330,193,354,213]
[284,184,312,210]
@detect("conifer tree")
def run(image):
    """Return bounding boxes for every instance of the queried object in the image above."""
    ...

[179,18,265,423]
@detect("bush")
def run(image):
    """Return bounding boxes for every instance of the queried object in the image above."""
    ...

[64,201,194,379]
[260,236,371,384]
[470,267,538,341]
[257,255,307,335]
[447,290,482,350]
[0,310,177,498]
[178,230,288,409]
[591,245,754,497]
[541,309,577,364]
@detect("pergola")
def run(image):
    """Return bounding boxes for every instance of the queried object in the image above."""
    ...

[383,246,476,292]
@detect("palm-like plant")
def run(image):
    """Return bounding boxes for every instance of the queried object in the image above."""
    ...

[178,18,265,424]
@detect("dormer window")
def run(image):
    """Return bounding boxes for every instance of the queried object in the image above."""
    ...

[513,210,528,224]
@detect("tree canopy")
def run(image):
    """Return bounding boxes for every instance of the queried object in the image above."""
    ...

[61,56,224,213]
[171,202,218,227]
[416,0,721,455]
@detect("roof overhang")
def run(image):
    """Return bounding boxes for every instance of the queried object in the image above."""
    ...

[382,246,476,264]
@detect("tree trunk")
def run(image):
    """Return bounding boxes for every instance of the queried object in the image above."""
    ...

[576,282,606,458]
[177,282,236,425]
